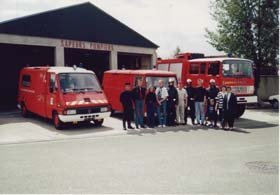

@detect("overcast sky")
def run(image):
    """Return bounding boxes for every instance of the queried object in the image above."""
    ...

[0,0,224,58]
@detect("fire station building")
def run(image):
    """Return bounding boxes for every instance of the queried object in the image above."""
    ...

[0,2,158,109]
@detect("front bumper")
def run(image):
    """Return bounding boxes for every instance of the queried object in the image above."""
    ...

[237,95,257,104]
[58,111,111,123]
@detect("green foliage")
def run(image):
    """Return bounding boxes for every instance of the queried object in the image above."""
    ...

[206,0,279,67]
[173,46,181,56]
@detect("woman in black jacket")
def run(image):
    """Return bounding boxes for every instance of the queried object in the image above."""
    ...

[145,86,157,128]
[222,86,237,130]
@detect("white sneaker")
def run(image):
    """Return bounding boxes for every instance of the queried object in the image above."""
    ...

[158,125,162,128]
[163,125,166,128]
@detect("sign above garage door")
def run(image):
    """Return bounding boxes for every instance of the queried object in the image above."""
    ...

[61,39,113,51]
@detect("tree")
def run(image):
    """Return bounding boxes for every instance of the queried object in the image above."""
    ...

[173,46,181,56]
[205,0,279,91]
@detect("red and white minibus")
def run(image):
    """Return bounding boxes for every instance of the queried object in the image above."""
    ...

[18,66,110,129]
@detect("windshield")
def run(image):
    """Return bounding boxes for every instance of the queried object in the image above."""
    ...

[222,60,253,78]
[59,73,101,93]
[145,76,177,88]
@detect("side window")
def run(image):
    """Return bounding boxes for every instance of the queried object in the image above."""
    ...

[169,63,182,81]
[200,63,206,74]
[157,63,169,71]
[22,74,31,87]
[189,64,199,74]
[208,63,220,76]
[49,74,56,93]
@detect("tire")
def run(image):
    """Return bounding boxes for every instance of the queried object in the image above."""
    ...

[236,104,246,118]
[53,112,64,130]
[94,119,104,127]
[110,109,115,116]
[271,99,279,109]
[21,103,29,118]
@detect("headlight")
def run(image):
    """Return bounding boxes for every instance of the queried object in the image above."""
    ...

[66,109,76,115]
[100,107,108,112]
[247,86,254,94]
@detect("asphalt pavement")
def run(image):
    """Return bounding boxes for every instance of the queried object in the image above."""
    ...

[0,108,278,194]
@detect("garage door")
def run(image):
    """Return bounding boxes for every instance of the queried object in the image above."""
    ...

[0,43,54,110]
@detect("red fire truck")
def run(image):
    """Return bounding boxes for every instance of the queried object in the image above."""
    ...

[157,52,257,118]
[18,66,110,129]
[102,69,177,113]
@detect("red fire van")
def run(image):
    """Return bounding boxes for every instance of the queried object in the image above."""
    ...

[102,69,177,113]
[157,52,258,117]
[18,66,110,129]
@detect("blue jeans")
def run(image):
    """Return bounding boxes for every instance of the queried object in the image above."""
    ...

[157,101,167,126]
[195,101,205,124]
[135,100,144,127]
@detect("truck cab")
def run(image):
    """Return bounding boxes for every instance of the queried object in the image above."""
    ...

[18,66,110,129]
[102,69,177,113]
[157,53,258,118]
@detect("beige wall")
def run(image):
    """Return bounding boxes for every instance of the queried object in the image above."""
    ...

[0,33,157,69]
[257,75,279,100]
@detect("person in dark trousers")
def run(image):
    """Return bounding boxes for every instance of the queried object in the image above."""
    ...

[207,99,218,128]
[166,79,178,126]
[222,86,237,130]
[120,83,135,130]
[132,78,146,129]
[207,79,219,100]
[184,79,196,125]
[194,79,207,125]
[145,86,157,128]
[206,79,219,125]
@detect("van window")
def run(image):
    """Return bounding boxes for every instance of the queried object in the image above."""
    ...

[59,73,101,93]
[208,62,220,76]
[22,75,31,87]
[189,64,199,74]
[170,63,182,80]
[49,74,56,93]
[200,63,206,74]
[146,76,177,88]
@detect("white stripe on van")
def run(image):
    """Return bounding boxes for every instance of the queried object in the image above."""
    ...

[20,88,35,93]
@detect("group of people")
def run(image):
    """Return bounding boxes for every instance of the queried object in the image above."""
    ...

[120,78,237,131]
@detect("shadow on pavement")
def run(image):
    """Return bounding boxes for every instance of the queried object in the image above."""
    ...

[0,111,114,135]
[237,118,278,129]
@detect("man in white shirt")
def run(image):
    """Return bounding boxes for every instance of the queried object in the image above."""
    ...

[155,80,168,127]
[176,82,188,124]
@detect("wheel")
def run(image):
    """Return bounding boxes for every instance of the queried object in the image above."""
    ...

[271,99,279,109]
[21,104,29,118]
[110,109,115,116]
[94,119,104,127]
[235,104,246,118]
[53,112,64,130]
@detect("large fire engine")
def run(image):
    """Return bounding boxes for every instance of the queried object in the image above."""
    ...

[157,52,257,118]
[18,66,110,129]
[102,69,177,113]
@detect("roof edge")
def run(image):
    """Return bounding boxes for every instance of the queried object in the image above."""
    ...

[0,2,90,25]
